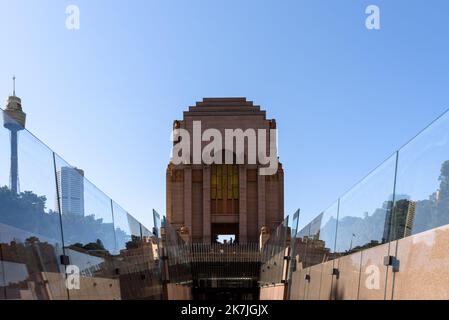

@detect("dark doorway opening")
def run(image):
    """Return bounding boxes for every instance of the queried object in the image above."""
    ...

[212,223,239,244]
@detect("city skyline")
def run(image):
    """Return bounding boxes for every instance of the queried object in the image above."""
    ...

[1,1,449,229]
[1,1,449,303]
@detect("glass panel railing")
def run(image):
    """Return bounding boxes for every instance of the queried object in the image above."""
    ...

[391,110,449,299]
[0,111,67,300]
[306,201,339,268]
[140,223,163,299]
[333,153,397,300]
[289,221,310,300]
[113,202,138,254]
[112,202,162,299]
[1,108,163,300]
[293,222,311,271]
[336,153,397,255]
[289,110,449,300]
[306,202,338,299]
[152,209,165,283]
[54,155,118,299]
[291,211,328,299]
[152,209,161,239]
[286,209,299,299]
[393,112,449,239]
[162,216,192,285]
[260,216,289,286]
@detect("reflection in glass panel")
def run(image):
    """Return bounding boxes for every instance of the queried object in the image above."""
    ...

[54,155,117,299]
[292,222,310,272]
[151,210,165,291]
[293,210,325,271]
[141,224,163,299]
[1,108,163,300]
[0,112,67,299]
[290,209,300,240]
[287,209,300,283]
[152,209,161,239]
[112,202,136,254]
[394,111,449,239]
[336,154,397,254]
[112,202,162,299]
[290,220,308,300]
[260,216,289,285]
[304,201,339,267]
[163,217,192,285]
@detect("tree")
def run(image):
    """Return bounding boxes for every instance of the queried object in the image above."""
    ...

[438,160,449,199]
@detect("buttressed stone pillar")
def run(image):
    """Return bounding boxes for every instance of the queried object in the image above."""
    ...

[179,226,190,244]
[259,226,270,250]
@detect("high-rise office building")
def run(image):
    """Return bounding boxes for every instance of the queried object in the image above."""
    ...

[383,198,416,242]
[57,166,85,216]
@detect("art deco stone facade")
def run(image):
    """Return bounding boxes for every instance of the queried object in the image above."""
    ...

[166,98,284,243]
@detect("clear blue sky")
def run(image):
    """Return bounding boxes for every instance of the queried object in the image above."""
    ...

[1,0,448,229]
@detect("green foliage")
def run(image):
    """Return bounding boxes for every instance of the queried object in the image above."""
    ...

[0,186,130,253]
